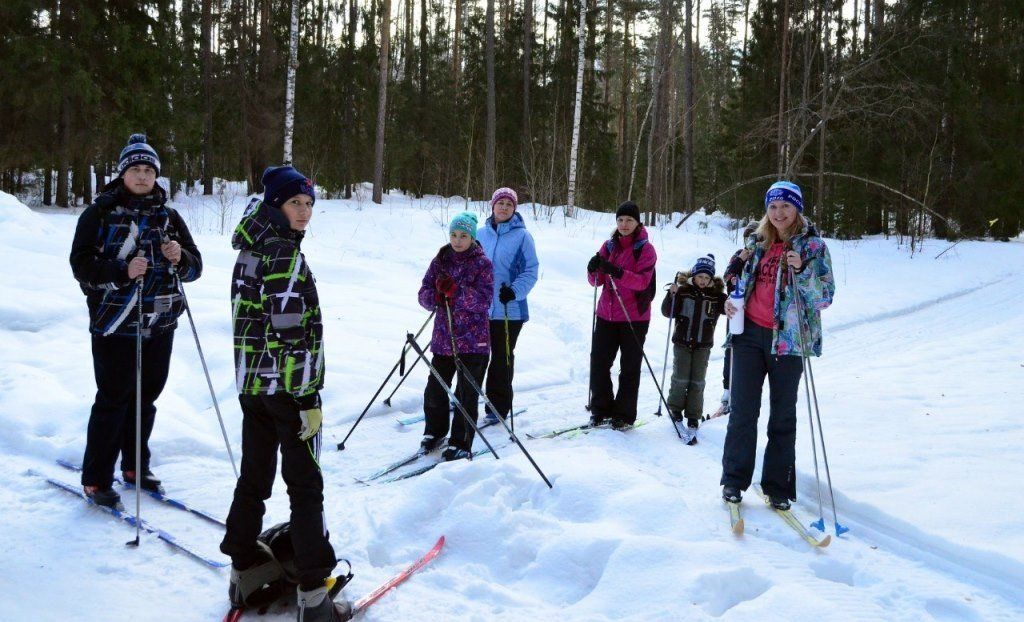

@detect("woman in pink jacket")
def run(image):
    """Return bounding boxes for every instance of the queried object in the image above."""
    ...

[586,201,658,428]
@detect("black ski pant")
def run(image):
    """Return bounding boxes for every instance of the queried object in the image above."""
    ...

[589,317,649,425]
[423,353,488,451]
[81,331,173,488]
[221,393,335,589]
[722,344,732,391]
[484,319,524,419]
[720,323,803,500]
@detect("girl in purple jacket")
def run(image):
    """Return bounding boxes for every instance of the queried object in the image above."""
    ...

[586,201,658,428]
[416,211,495,461]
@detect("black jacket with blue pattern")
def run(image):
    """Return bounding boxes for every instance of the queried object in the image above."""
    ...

[231,198,324,399]
[69,179,202,338]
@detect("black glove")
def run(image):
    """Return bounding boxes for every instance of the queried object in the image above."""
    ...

[599,258,624,279]
[499,284,516,305]
[294,390,321,411]
[587,254,601,273]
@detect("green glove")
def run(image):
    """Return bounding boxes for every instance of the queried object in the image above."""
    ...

[299,407,323,441]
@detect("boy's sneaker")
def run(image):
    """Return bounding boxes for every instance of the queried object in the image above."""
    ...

[768,495,791,511]
[123,469,165,495]
[722,486,742,504]
[83,485,123,510]
[419,435,444,453]
[683,419,699,445]
[296,583,353,622]
[441,447,472,462]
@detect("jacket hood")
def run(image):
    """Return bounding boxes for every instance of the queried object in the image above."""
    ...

[232,197,300,251]
[675,270,725,293]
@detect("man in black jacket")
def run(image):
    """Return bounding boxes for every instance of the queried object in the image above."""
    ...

[69,134,202,508]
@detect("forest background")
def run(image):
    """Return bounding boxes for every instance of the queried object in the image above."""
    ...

[0,0,1020,240]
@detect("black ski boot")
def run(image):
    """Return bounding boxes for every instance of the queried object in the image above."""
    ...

[722,486,742,504]
[610,418,631,431]
[441,446,472,462]
[669,410,684,423]
[296,583,353,621]
[123,469,165,495]
[84,485,123,510]
[768,495,791,511]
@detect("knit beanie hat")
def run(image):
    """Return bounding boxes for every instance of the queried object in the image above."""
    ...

[615,201,641,222]
[692,254,716,279]
[449,211,479,239]
[491,187,518,210]
[262,166,316,210]
[117,134,161,177]
[764,181,803,212]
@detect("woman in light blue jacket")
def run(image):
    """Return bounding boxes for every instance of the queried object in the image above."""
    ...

[477,188,540,423]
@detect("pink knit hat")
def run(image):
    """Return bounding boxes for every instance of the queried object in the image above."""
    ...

[490,187,518,210]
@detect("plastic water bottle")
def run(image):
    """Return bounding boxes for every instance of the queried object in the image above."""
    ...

[728,281,745,335]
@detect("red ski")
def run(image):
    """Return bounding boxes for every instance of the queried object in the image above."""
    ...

[223,535,445,621]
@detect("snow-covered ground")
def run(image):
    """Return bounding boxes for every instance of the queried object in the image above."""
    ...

[1,186,1021,621]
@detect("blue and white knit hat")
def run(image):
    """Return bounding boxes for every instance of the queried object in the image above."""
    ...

[764,180,803,212]
[449,211,479,239]
[692,254,716,278]
[117,133,161,177]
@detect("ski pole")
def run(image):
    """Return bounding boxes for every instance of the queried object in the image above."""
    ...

[606,279,682,439]
[163,233,239,479]
[587,284,598,411]
[127,248,145,548]
[503,299,514,433]
[177,278,239,479]
[336,312,434,451]
[789,264,847,536]
[444,301,552,489]
[404,332,500,459]
[656,283,676,416]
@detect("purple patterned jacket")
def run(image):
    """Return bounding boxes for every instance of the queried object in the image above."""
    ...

[417,243,494,355]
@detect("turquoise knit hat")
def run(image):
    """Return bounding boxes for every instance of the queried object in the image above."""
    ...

[449,211,479,239]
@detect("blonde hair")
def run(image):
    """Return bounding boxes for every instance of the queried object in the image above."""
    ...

[755,212,807,247]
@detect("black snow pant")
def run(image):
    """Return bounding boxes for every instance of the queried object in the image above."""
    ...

[81,331,174,488]
[423,353,488,451]
[720,323,803,500]
[722,344,733,391]
[589,317,649,425]
[220,393,336,590]
[484,319,524,419]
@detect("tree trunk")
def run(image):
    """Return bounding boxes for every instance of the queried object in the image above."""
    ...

[283,0,300,164]
[566,0,586,215]
[776,0,790,176]
[523,0,533,147]
[646,0,675,218]
[43,167,53,206]
[201,0,214,194]
[816,0,829,224]
[373,0,392,203]
[453,0,462,85]
[682,0,694,214]
[343,0,357,198]
[484,0,496,192]
[742,0,750,59]
[56,94,70,208]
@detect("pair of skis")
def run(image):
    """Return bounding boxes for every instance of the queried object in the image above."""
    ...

[395,407,527,427]
[727,488,832,548]
[223,536,446,621]
[526,419,648,440]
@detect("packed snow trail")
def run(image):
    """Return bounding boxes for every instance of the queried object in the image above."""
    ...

[0,189,1021,620]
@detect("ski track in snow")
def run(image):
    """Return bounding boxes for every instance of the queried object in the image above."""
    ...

[0,188,1021,621]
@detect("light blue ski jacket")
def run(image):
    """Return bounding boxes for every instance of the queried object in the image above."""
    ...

[477,211,540,321]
